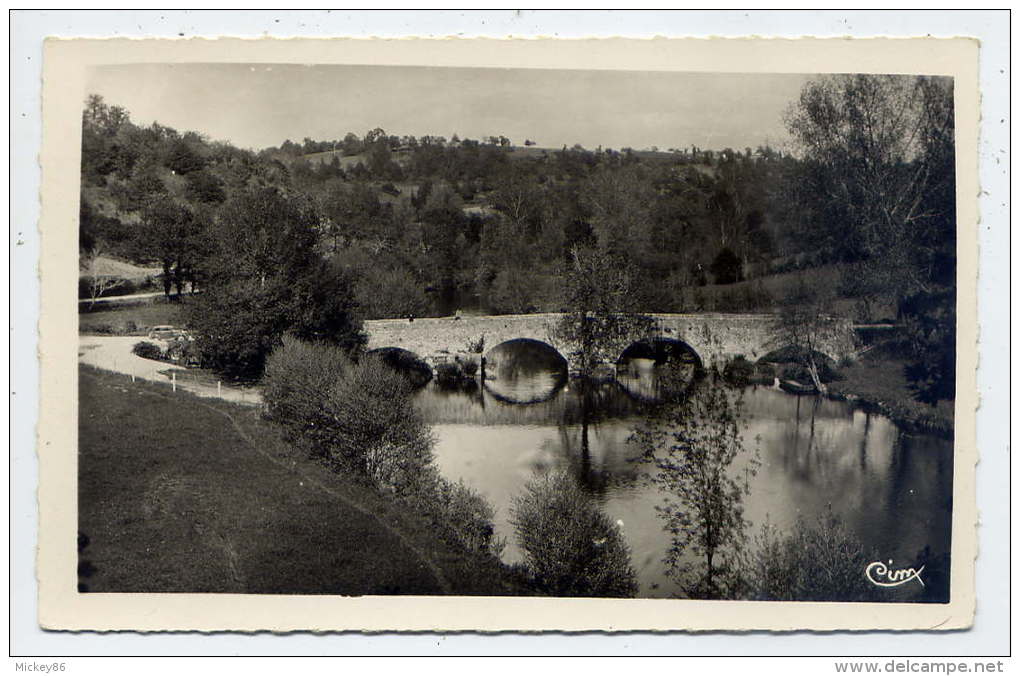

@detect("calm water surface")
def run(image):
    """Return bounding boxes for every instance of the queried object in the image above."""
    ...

[414,344,953,601]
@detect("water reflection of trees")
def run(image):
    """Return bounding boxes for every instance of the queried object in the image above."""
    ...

[554,379,644,496]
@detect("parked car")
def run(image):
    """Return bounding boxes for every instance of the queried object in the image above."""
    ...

[147,325,180,341]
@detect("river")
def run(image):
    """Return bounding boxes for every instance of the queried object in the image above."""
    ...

[412,342,953,602]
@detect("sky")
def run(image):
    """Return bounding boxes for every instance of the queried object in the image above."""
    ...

[86,64,815,152]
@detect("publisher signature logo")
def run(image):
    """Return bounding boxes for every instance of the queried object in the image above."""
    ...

[865,560,925,588]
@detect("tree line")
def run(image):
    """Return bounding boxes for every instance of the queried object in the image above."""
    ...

[79,73,956,400]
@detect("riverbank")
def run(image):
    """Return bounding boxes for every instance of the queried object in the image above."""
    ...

[78,364,525,595]
[826,352,954,438]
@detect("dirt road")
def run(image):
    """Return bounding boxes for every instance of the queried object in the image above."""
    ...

[78,335,261,404]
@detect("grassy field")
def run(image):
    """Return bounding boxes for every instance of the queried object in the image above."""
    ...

[78,365,521,594]
[79,300,185,335]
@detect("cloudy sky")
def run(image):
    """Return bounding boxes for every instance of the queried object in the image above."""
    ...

[86,64,814,152]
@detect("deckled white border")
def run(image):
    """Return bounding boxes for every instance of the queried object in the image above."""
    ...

[36,36,979,633]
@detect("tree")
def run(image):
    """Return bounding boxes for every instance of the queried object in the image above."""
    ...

[785,74,955,299]
[79,245,124,309]
[554,246,653,379]
[634,382,758,599]
[135,195,200,298]
[187,186,364,378]
[510,471,638,598]
[786,74,956,402]
[709,247,742,285]
[773,273,835,393]
[354,265,429,320]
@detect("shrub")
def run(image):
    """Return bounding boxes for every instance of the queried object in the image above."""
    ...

[723,356,755,386]
[84,322,116,335]
[263,337,434,492]
[510,471,638,598]
[434,362,464,388]
[739,512,878,602]
[403,471,502,556]
[263,337,502,557]
[132,341,164,361]
[465,335,485,354]
[461,359,479,377]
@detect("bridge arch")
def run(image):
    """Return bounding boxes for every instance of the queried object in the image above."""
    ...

[616,337,703,403]
[483,338,568,373]
[366,346,432,387]
[482,338,568,405]
[617,337,704,371]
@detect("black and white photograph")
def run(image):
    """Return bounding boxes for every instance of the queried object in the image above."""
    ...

[32,35,982,633]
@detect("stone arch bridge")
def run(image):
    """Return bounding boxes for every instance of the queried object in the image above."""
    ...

[364,312,856,375]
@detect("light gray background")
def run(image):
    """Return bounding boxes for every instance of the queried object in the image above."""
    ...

[11,9,1010,656]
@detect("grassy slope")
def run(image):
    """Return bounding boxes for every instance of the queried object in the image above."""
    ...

[78,365,520,595]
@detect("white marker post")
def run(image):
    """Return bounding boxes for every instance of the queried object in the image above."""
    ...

[172,371,176,392]
[217,381,221,396]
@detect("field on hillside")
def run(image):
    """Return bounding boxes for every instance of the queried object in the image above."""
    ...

[78,365,521,595]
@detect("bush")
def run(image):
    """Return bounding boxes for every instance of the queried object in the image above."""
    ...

[723,356,755,386]
[132,341,164,361]
[403,472,501,556]
[263,337,502,557]
[739,512,878,602]
[434,362,464,388]
[510,472,638,598]
[465,335,485,354]
[263,337,434,492]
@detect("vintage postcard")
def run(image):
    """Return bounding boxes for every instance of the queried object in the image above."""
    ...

[38,36,978,631]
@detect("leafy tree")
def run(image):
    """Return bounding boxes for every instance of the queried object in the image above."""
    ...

[184,168,226,204]
[635,382,758,599]
[187,186,364,378]
[487,267,546,315]
[354,264,429,320]
[786,74,956,402]
[165,137,205,175]
[554,246,653,378]
[184,280,292,378]
[135,195,200,298]
[785,74,955,296]
[510,471,637,598]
